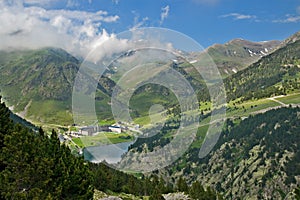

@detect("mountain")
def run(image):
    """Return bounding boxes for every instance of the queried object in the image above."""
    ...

[0,48,79,101]
[0,47,189,127]
[191,39,280,76]
[281,31,300,46]
[224,32,300,101]
[0,48,114,126]
[0,37,282,126]
[0,48,80,125]
[203,107,300,199]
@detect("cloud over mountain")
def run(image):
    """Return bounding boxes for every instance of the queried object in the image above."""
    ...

[0,0,119,58]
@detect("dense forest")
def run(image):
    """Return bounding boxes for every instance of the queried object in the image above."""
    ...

[0,96,93,199]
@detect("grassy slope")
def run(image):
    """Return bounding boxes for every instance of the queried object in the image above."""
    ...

[72,132,134,148]
[0,48,116,127]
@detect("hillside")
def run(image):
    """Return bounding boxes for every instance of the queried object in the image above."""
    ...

[0,48,114,126]
[224,33,300,101]
[119,32,300,199]
[156,107,300,199]
[0,97,94,199]
[0,48,79,101]
[190,39,280,76]
[281,31,300,46]
[0,48,79,125]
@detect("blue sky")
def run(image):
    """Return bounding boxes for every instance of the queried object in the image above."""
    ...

[1,0,300,56]
[49,0,300,46]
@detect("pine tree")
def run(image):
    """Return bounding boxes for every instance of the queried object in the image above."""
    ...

[189,180,205,199]
[176,176,189,193]
[0,109,93,199]
[149,187,165,200]
[0,97,12,149]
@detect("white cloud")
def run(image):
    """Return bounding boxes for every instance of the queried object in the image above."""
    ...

[84,29,176,64]
[273,15,300,23]
[160,5,170,25]
[272,7,300,23]
[220,13,257,20]
[0,1,120,58]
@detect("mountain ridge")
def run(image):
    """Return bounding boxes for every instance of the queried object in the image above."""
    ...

[203,38,281,75]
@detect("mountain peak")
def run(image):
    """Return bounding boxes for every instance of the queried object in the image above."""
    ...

[203,38,281,75]
[282,31,300,46]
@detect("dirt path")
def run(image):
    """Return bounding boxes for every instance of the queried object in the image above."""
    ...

[267,97,286,106]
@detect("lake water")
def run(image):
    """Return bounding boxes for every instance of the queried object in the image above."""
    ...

[83,141,134,164]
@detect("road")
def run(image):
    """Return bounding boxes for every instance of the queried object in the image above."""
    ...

[199,93,300,127]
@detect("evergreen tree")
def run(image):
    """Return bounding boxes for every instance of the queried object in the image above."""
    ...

[176,176,189,193]
[0,97,12,149]
[189,180,205,199]
[0,97,12,175]
[0,101,93,199]
[149,187,165,200]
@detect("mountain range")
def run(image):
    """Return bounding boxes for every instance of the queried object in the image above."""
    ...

[0,30,300,199]
[0,34,288,126]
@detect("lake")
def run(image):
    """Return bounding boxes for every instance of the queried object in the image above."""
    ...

[83,141,134,164]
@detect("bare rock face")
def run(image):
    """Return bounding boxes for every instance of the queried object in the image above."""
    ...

[100,197,122,200]
[163,192,190,200]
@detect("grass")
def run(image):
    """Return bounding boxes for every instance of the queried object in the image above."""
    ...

[226,98,281,118]
[196,97,283,128]
[130,92,176,116]
[26,100,73,125]
[72,132,134,148]
[134,111,168,128]
[186,97,288,149]
[69,126,78,131]
[73,91,114,125]
[190,125,209,149]
[72,138,84,148]
[133,115,150,125]
[200,101,212,112]
[276,93,300,104]
[99,119,115,126]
